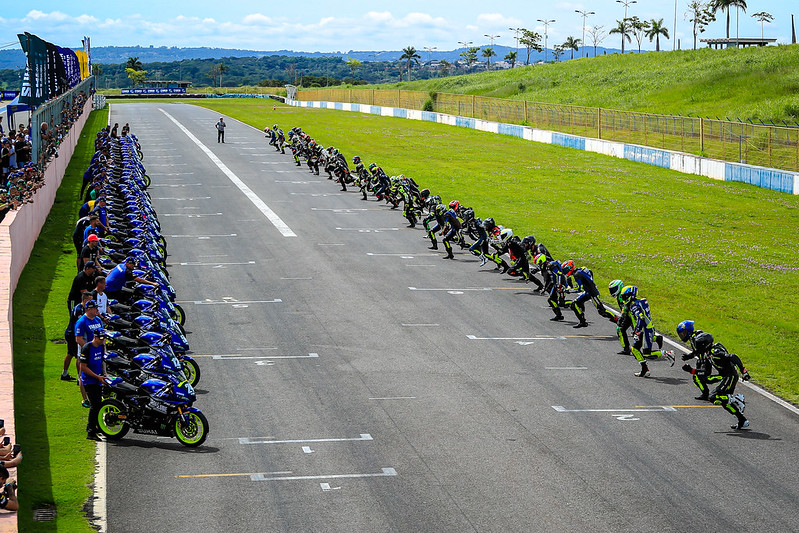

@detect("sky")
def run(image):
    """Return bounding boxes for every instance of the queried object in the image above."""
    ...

[0,1,796,54]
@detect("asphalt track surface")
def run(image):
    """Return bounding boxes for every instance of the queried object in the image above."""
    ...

[106,102,799,532]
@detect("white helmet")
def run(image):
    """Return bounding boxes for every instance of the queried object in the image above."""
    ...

[500,228,513,243]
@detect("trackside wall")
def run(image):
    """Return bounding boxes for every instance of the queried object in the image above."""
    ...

[287,99,799,196]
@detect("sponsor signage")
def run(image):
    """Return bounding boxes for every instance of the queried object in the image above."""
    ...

[121,88,187,95]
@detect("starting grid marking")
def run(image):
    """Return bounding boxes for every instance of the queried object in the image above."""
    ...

[212,353,318,361]
[335,227,399,233]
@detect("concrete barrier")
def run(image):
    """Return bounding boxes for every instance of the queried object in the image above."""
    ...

[289,99,799,196]
[0,96,92,531]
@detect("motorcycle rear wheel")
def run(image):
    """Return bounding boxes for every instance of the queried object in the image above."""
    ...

[173,303,186,326]
[97,399,129,440]
[174,411,209,447]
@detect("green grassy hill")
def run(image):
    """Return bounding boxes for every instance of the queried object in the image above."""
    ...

[370,45,799,123]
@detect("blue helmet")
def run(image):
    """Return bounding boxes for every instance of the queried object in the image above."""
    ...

[620,285,638,302]
[677,320,695,342]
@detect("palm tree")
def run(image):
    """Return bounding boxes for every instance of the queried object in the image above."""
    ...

[218,62,228,87]
[711,0,747,39]
[645,18,670,51]
[125,57,142,71]
[609,19,633,53]
[460,47,480,73]
[752,11,773,40]
[481,47,496,69]
[563,36,581,60]
[552,45,565,62]
[504,51,518,68]
[399,46,421,82]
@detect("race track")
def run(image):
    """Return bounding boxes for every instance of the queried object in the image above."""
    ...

[105,102,799,533]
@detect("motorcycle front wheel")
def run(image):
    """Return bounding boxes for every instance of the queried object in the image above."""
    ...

[181,357,201,386]
[97,399,129,440]
[174,411,209,447]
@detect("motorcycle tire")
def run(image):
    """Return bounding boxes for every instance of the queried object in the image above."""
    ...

[142,174,151,188]
[97,399,129,441]
[173,303,186,326]
[174,410,209,447]
[182,357,201,387]
[137,149,144,160]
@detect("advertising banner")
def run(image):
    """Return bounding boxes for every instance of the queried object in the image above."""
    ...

[18,32,49,107]
[58,46,82,88]
[121,88,187,95]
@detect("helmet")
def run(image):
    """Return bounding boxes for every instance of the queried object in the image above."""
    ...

[352,156,361,164]
[608,279,624,298]
[397,174,405,180]
[435,204,447,216]
[499,228,513,243]
[420,188,430,199]
[620,285,638,302]
[483,217,495,231]
[309,141,316,148]
[369,163,377,171]
[693,331,714,353]
[273,124,278,130]
[449,200,460,211]
[521,235,536,249]
[677,320,695,342]
[561,260,576,276]
[534,253,547,267]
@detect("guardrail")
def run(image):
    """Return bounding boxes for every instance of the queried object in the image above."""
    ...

[297,88,799,174]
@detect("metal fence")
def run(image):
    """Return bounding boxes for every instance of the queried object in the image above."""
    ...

[31,76,95,165]
[297,88,799,173]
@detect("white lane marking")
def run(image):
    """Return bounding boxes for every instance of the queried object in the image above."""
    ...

[94,440,107,532]
[148,183,203,188]
[612,414,640,421]
[240,433,373,445]
[369,397,417,400]
[159,109,297,237]
[166,234,237,238]
[161,213,223,217]
[149,172,195,176]
[467,335,566,340]
[545,367,589,370]
[178,261,256,266]
[603,307,799,417]
[410,287,492,292]
[367,253,438,257]
[191,299,282,305]
[198,254,229,257]
[251,468,396,482]
[320,483,341,491]
[312,208,369,212]
[552,406,677,413]
[318,243,345,246]
[212,353,318,360]
[302,446,315,454]
[401,323,440,327]
[335,227,399,232]
[152,197,212,201]
[281,277,313,280]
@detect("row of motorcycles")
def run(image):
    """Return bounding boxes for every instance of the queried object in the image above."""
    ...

[91,133,208,447]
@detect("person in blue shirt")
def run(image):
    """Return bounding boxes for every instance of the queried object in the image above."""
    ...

[104,257,158,300]
[561,260,616,328]
[74,300,103,348]
[544,259,568,321]
[80,329,108,440]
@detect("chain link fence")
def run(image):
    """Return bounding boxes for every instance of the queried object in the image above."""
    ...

[297,88,799,173]
[31,76,95,166]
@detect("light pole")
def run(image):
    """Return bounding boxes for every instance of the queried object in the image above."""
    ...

[537,19,555,63]
[423,46,438,63]
[673,0,678,50]
[575,10,595,57]
[509,27,522,55]
[458,41,473,72]
[484,34,499,69]
[616,0,636,20]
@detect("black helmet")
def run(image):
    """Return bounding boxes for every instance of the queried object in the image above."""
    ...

[693,332,714,353]
[483,217,495,231]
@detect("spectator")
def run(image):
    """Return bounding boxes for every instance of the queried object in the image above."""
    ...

[0,465,18,512]
[67,261,97,313]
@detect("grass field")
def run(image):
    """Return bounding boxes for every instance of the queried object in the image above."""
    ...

[366,45,799,123]
[187,98,799,404]
[13,107,108,533]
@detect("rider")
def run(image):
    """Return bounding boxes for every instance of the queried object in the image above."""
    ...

[706,337,751,430]
[352,156,369,200]
[437,204,461,259]
[561,260,615,328]
[609,279,632,355]
[620,286,675,377]
[80,328,108,441]
[677,320,723,401]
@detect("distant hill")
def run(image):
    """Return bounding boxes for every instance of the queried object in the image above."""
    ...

[0,44,623,70]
